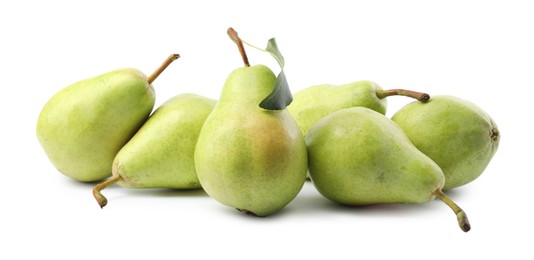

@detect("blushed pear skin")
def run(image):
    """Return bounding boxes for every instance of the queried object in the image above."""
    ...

[194,65,308,217]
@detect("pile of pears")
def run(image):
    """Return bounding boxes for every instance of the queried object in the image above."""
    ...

[36,28,499,233]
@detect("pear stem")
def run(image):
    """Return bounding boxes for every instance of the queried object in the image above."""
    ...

[147,53,180,84]
[376,89,430,102]
[92,175,122,208]
[227,27,250,67]
[433,189,471,232]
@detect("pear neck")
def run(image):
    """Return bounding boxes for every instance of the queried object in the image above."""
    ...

[218,65,276,108]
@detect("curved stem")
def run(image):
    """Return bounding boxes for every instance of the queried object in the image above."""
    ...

[227,27,250,67]
[147,53,180,84]
[376,88,430,102]
[433,189,471,232]
[92,175,122,208]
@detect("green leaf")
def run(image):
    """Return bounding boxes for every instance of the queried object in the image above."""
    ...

[259,38,293,110]
[242,36,292,110]
[259,70,293,110]
[265,38,285,68]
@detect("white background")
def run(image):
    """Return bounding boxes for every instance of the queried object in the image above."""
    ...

[1,0,532,259]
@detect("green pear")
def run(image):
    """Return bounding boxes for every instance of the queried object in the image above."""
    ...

[195,64,307,216]
[306,107,470,232]
[194,29,307,216]
[92,93,216,208]
[288,80,430,136]
[36,54,179,182]
[391,95,500,190]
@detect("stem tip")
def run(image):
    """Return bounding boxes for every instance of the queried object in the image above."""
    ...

[457,211,471,232]
[419,93,431,102]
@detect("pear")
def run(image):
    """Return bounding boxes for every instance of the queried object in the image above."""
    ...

[92,94,216,208]
[391,95,500,190]
[288,80,430,136]
[194,28,307,216]
[36,54,179,182]
[306,107,470,232]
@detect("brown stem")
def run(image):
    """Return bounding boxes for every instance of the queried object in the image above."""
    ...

[92,175,122,208]
[433,189,471,232]
[227,27,250,67]
[147,53,180,84]
[376,88,430,102]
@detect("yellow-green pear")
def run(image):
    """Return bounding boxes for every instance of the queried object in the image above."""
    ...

[392,95,500,190]
[288,81,430,136]
[92,93,216,208]
[194,28,307,216]
[306,107,470,232]
[36,54,179,182]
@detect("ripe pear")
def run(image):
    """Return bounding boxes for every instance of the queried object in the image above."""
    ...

[36,54,179,182]
[195,64,308,216]
[92,93,216,208]
[306,107,470,232]
[288,80,430,136]
[391,95,500,190]
[195,29,307,216]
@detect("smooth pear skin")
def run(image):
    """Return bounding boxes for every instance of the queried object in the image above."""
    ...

[113,94,216,189]
[36,69,155,182]
[306,107,444,205]
[288,80,386,136]
[391,95,500,190]
[195,65,308,216]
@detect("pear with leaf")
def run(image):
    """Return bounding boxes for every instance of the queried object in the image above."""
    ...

[194,28,307,216]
